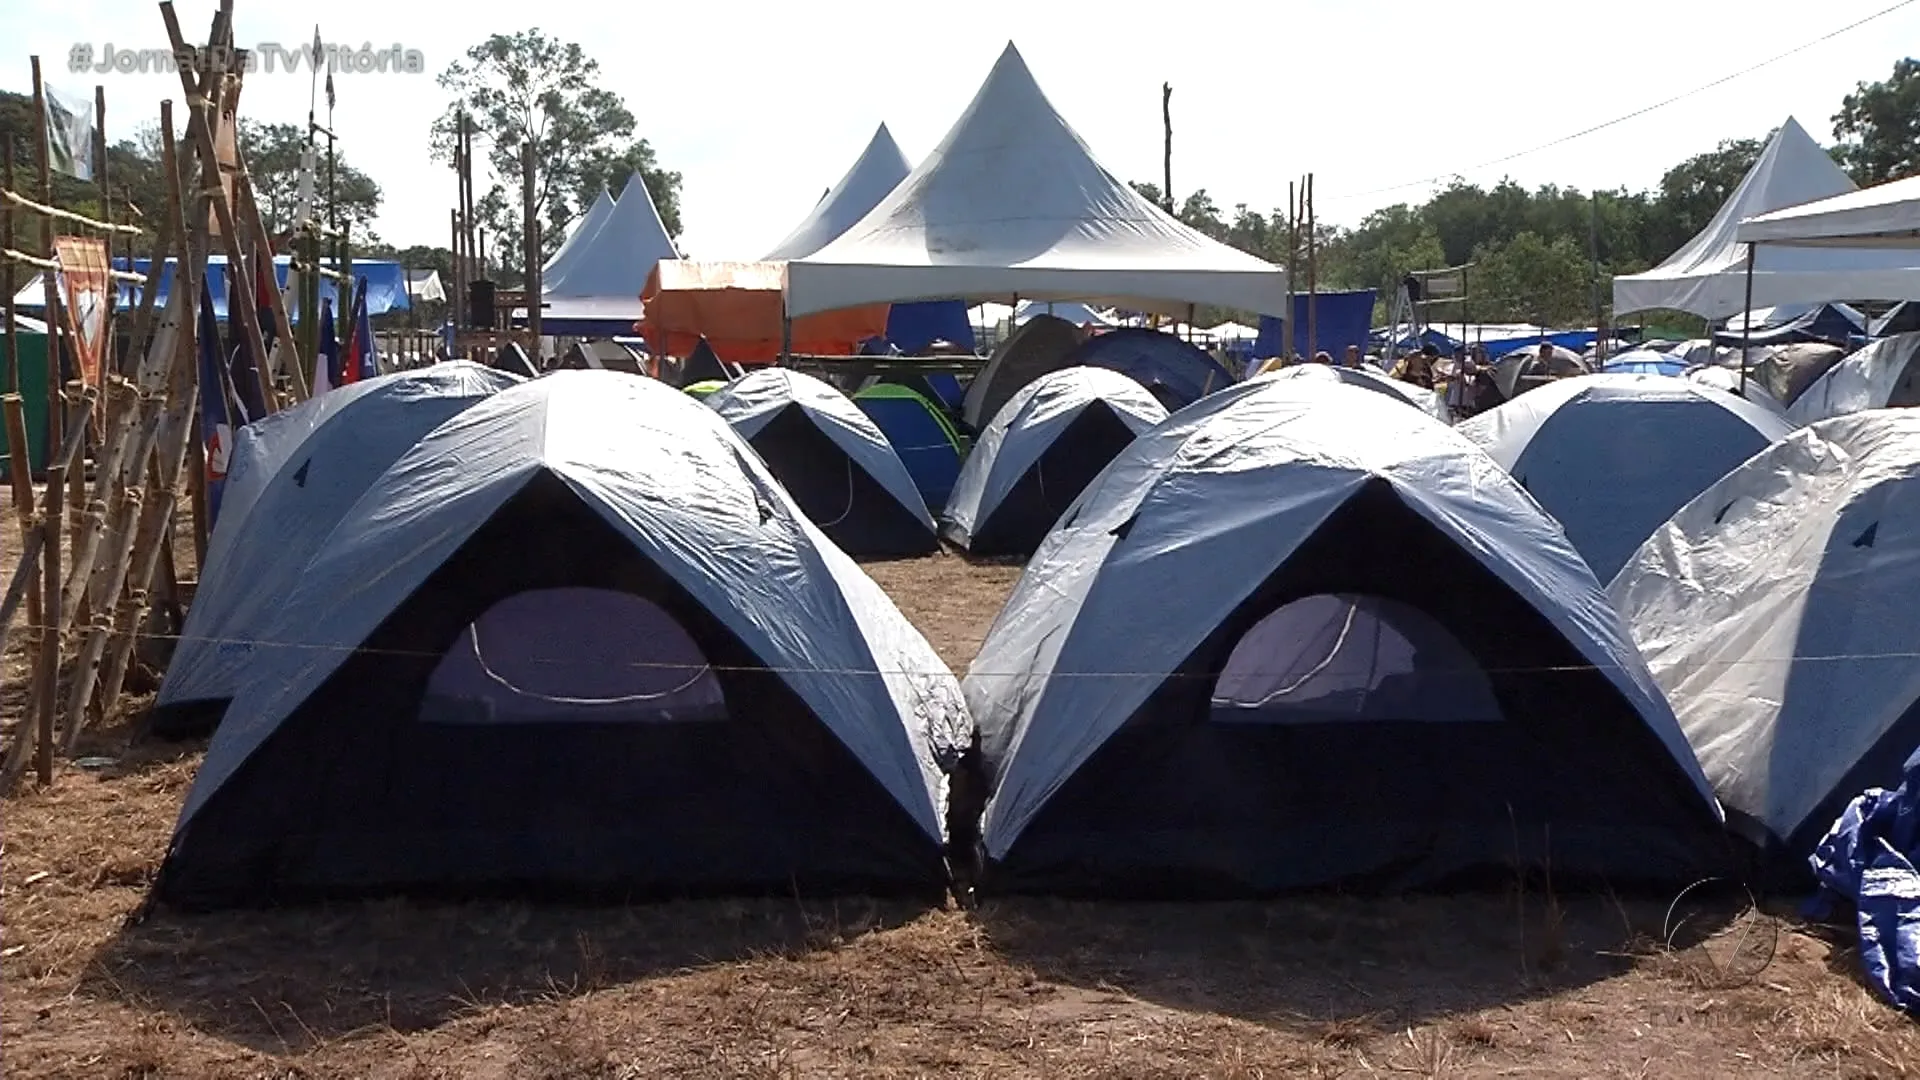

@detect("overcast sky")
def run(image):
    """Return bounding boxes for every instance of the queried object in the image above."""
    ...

[3,0,1915,259]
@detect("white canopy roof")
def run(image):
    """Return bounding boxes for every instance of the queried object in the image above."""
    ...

[1738,173,1920,249]
[545,176,678,301]
[763,124,909,261]
[1613,118,1920,318]
[543,188,615,287]
[784,43,1288,319]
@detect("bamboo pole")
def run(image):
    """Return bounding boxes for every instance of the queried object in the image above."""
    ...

[69,388,158,736]
[30,57,63,461]
[0,525,47,642]
[4,140,17,400]
[91,16,219,719]
[61,376,136,626]
[6,389,95,789]
[125,104,176,382]
[161,7,274,419]
[4,395,40,633]
[95,84,115,389]
[234,177,308,400]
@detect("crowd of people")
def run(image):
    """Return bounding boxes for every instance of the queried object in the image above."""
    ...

[1250,341,1502,420]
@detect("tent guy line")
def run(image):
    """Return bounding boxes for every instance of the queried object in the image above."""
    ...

[1325,0,1918,204]
[29,620,1920,676]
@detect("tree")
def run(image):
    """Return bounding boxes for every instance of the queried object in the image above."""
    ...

[237,119,383,239]
[431,30,684,285]
[1832,57,1919,185]
[1465,232,1593,325]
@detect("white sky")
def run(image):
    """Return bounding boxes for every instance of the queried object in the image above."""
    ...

[3,0,1915,260]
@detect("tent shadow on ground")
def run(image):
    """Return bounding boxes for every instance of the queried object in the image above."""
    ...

[83,896,937,1053]
[975,890,1748,1031]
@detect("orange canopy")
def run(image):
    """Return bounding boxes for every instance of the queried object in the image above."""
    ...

[639,260,890,364]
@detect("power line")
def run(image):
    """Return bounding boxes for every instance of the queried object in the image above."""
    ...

[1327,0,1917,204]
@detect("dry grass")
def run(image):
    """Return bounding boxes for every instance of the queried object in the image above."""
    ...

[3,491,1915,1078]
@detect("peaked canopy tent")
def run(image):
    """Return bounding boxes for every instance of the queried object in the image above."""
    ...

[1060,328,1234,411]
[1788,332,1920,425]
[1613,118,1920,319]
[535,176,680,336]
[640,260,889,364]
[784,44,1289,321]
[149,371,970,909]
[543,188,616,289]
[1610,412,1920,868]
[1458,375,1794,582]
[762,122,974,355]
[705,369,938,556]
[152,364,527,737]
[852,384,968,511]
[965,378,1726,897]
[942,366,1168,556]
[1736,172,1920,249]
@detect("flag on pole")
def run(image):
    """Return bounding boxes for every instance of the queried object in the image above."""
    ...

[197,278,235,525]
[224,265,270,422]
[42,84,96,180]
[312,297,339,395]
[340,278,377,383]
[310,26,323,70]
[325,71,335,111]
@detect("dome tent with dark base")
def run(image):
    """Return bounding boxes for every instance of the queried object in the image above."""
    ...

[942,366,1167,556]
[1610,411,1920,872]
[962,314,1087,428]
[149,371,970,910]
[965,378,1726,898]
[1061,328,1234,411]
[151,363,526,738]
[1457,375,1795,583]
[1256,363,1451,423]
[852,383,967,511]
[1787,332,1920,425]
[705,369,938,556]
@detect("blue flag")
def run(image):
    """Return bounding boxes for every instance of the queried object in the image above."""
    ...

[312,298,341,394]
[196,277,234,524]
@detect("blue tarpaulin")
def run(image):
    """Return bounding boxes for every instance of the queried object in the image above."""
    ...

[1480,331,1599,359]
[1253,290,1377,360]
[1808,746,1920,1015]
[14,256,417,318]
[885,301,976,354]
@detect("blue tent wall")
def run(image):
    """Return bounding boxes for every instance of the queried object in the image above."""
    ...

[1253,290,1377,359]
[854,391,964,509]
[14,257,416,319]
[1065,329,1235,409]
[886,301,976,354]
[1481,331,1598,358]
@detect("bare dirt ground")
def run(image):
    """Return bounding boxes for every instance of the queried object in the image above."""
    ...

[2,506,1915,1078]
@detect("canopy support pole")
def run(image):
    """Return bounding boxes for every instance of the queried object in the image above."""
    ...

[1739,243,1756,395]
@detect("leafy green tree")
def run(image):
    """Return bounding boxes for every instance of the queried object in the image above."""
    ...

[1832,58,1919,184]
[238,119,382,238]
[431,30,684,284]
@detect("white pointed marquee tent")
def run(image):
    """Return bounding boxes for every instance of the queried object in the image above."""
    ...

[764,124,910,261]
[1613,118,1920,319]
[1738,173,1920,249]
[783,43,1289,319]
[540,177,680,335]
[543,187,615,289]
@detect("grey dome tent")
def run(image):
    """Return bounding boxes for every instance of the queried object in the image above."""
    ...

[705,368,937,556]
[1257,362,1451,423]
[150,371,971,909]
[965,377,1725,897]
[1489,343,1588,401]
[1457,374,1795,582]
[1787,332,1920,425]
[1684,364,1791,416]
[942,366,1167,556]
[1611,411,1920,867]
[152,363,526,737]
[962,314,1087,428]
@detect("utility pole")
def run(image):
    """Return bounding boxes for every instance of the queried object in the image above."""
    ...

[1161,83,1174,215]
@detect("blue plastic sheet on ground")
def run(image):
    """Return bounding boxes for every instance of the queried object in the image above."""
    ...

[1807,745,1920,1015]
